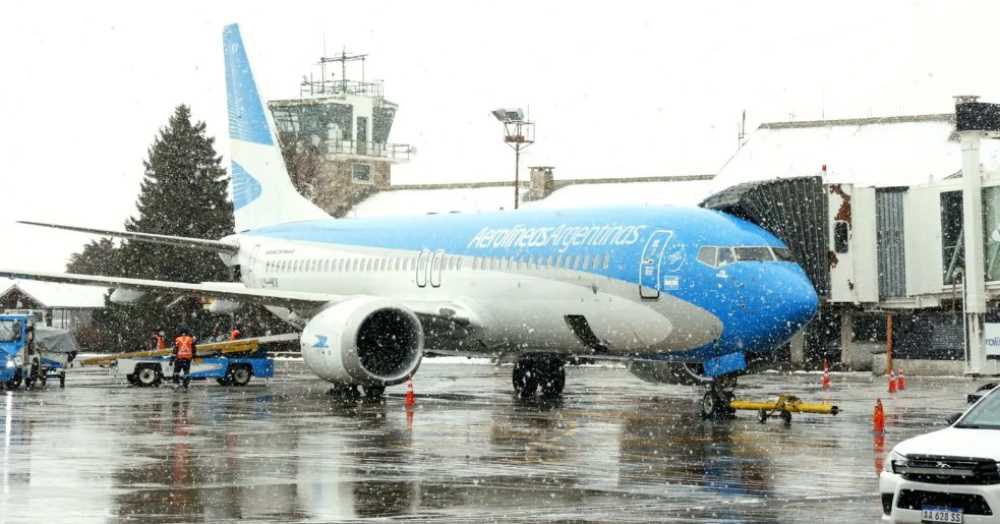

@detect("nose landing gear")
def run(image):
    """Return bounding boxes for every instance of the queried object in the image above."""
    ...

[700,378,737,419]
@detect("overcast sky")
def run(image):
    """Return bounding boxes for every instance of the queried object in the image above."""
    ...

[3,0,1000,272]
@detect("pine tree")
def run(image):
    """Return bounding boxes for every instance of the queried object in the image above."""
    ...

[69,105,235,351]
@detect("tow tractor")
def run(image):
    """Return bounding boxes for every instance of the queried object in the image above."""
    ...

[0,311,78,390]
[79,336,291,387]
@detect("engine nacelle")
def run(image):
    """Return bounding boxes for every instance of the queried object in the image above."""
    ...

[301,297,423,386]
[109,288,145,305]
[201,297,243,314]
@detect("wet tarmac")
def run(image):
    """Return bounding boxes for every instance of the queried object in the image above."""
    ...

[0,360,986,523]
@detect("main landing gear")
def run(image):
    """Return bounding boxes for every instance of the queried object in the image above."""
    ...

[512,355,565,399]
[327,384,385,401]
[700,376,737,419]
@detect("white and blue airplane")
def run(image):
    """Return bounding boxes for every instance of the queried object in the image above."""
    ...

[1,25,817,415]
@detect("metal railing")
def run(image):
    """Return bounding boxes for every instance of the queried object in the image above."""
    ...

[324,140,415,162]
[300,79,384,98]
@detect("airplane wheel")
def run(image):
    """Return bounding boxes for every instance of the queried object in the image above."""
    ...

[363,385,385,400]
[229,365,252,387]
[700,391,719,419]
[540,360,566,398]
[512,360,538,398]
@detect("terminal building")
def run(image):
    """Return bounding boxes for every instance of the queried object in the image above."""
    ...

[265,54,1000,375]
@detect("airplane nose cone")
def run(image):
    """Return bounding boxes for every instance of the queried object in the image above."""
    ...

[789,275,819,329]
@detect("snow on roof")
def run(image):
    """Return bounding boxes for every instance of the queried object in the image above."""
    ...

[712,114,1000,192]
[0,279,106,309]
[349,186,521,218]
[350,178,717,218]
[525,179,716,209]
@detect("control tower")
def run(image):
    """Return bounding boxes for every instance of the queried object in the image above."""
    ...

[268,50,414,217]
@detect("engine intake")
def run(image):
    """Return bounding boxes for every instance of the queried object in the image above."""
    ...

[301,297,423,386]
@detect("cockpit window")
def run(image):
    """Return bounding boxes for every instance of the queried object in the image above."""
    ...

[772,247,795,262]
[697,246,717,267]
[734,247,774,262]
[717,247,735,266]
[0,320,19,342]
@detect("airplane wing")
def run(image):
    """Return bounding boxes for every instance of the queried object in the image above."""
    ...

[18,221,239,254]
[0,269,334,310]
[0,269,480,326]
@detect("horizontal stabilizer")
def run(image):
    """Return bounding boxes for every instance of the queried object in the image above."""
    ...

[18,221,239,254]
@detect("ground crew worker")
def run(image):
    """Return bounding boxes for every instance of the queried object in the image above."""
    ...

[150,330,167,351]
[173,327,196,389]
[230,326,241,341]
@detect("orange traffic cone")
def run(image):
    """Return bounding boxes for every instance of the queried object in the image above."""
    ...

[873,399,885,433]
[888,369,897,394]
[821,358,831,390]
[897,369,906,391]
[405,380,415,407]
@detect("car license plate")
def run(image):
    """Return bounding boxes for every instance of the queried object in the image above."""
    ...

[921,506,963,523]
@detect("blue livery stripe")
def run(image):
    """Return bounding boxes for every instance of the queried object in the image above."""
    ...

[223,24,274,146]
[231,161,262,209]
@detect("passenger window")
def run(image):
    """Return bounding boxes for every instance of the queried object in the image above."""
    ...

[717,248,735,266]
[734,247,774,261]
[697,246,718,267]
[834,221,849,254]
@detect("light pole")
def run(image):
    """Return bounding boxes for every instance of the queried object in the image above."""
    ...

[491,108,535,209]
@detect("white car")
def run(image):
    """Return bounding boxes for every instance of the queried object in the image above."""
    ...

[880,385,1000,523]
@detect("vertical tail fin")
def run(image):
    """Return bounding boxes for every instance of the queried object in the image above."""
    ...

[223,24,329,232]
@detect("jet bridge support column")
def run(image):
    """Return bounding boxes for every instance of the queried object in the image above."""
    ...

[955,96,996,375]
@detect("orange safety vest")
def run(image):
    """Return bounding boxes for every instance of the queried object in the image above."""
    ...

[156,335,167,350]
[175,336,194,360]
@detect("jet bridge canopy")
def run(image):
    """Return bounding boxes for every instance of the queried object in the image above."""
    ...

[700,176,830,297]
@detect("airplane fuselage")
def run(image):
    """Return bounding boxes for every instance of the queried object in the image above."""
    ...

[231,205,818,364]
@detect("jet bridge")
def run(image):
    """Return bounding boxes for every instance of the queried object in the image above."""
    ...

[700,176,830,297]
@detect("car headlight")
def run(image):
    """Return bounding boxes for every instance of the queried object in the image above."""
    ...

[887,450,908,474]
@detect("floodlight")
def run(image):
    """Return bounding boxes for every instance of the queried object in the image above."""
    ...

[491,108,525,123]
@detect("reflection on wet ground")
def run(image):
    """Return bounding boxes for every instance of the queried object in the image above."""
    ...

[0,362,982,522]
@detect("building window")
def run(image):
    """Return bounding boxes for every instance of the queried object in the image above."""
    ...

[834,221,850,254]
[352,163,373,185]
[941,191,964,285]
[985,186,1000,282]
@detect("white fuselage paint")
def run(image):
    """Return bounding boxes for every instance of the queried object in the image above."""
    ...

[233,236,723,355]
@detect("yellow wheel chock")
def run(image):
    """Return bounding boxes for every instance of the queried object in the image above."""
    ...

[729,395,840,424]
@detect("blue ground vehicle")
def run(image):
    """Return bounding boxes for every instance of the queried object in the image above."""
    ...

[113,350,274,387]
[0,312,73,389]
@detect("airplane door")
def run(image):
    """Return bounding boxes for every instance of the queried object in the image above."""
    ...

[639,230,673,299]
[416,250,430,288]
[245,244,263,287]
[430,250,444,288]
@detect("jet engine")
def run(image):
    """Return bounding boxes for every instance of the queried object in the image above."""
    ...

[301,297,424,386]
[109,288,145,305]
